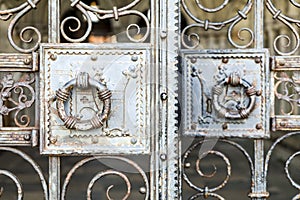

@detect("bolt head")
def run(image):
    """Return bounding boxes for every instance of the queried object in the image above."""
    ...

[222,58,229,63]
[139,187,146,194]
[190,57,197,63]
[131,55,138,62]
[160,92,168,101]
[23,134,31,141]
[50,54,57,61]
[131,138,137,144]
[256,123,263,130]
[255,57,262,63]
[160,154,167,161]
[222,123,228,130]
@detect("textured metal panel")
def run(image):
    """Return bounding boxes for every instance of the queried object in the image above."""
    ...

[182,50,270,138]
[40,44,151,155]
[272,56,300,130]
[0,53,38,71]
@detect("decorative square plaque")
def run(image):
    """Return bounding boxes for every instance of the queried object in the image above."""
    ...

[182,50,270,138]
[40,44,151,154]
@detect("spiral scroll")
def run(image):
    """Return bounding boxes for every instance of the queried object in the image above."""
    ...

[61,0,150,43]
[181,0,253,49]
[0,73,35,127]
[183,139,254,198]
[87,170,131,200]
[61,156,149,200]
[266,0,300,55]
[265,132,300,200]
[274,71,300,115]
[0,147,48,199]
[0,0,42,53]
[0,170,23,200]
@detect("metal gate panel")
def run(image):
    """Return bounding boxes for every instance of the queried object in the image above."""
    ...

[1,0,300,199]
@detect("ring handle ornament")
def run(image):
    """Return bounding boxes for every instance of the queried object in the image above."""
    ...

[212,72,256,119]
[56,72,112,130]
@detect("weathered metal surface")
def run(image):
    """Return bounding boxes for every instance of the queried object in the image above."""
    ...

[0,0,42,53]
[272,56,300,130]
[2,0,300,199]
[40,44,151,155]
[60,0,150,43]
[0,53,38,71]
[181,50,270,138]
[0,71,38,146]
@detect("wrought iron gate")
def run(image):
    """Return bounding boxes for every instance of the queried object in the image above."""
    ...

[0,0,300,199]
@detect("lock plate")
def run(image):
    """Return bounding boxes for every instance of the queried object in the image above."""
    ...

[181,50,270,138]
[40,44,151,155]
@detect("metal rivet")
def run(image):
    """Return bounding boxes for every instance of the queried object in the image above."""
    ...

[160,92,168,101]
[23,134,31,141]
[278,59,285,66]
[190,57,197,63]
[256,90,262,96]
[160,154,167,161]
[92,137,98,143]
[185,163,191,168]
[131,55,138,62]
[279,121,287,127]
[139,187,146,194]
[222,123,228,130]
[131,138,137,145]
[256,123,263,130]
[91,55,97,61]
[50,54,57,61]
[23,58,32,65]
[255,57,261,63]
[160,30,167,39]
[222,58,229,63]
[49,136,57,144]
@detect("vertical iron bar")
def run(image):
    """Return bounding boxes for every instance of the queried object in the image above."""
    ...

[157,0,168,198]
[48,0,60,200]
[157,0,180,198]
[49,0,60,43]
[255,0,264,49]
[151,0,159,198]
[49,157,61,200]
[253,1,268,200]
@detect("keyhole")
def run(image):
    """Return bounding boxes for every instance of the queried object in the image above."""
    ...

[206,99,212,114]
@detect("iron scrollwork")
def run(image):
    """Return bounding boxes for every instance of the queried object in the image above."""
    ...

[0,73,35,127]
[266,0,300,55]
[182,139,254,199]
[274,71,300,115]
[0,0,42,53]
[62,156,149,200]
[265,132,300,200]
[0,147,48,199]
[181,0,254,49]
[61,0,150,43]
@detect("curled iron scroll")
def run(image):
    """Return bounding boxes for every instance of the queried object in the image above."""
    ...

[212,72,256,119]
[56,72,111,130]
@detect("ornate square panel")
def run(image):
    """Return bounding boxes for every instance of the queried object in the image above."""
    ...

[272,56,300,130]
[40,44,151,155]
[181,50,270,138]
[0,53,38,146]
